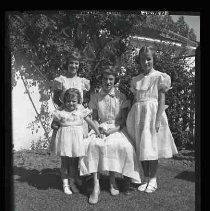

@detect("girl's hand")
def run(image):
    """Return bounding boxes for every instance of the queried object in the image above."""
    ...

[104,128,117,136]
[155,120,161,133]
[105,129,112,136]
[98,127,105,134]
[98,127,109,137]
[51,121,60,130]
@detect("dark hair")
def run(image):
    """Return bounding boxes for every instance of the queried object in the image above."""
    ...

[135,46,154,65]
[101,65,119,84]
[67,51,81,62]
[63,88,82,104]
[63,50,81,70]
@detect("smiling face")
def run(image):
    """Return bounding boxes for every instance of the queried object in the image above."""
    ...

[102,74,115,93]
[139,51,154,73]
[67,59,80,76]
[64,94,78,112]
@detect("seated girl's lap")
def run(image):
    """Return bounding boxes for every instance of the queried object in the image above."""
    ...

[85,130,134,153]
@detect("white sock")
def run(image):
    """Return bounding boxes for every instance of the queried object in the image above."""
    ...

[63,179,69,186]
[149,177,157,184]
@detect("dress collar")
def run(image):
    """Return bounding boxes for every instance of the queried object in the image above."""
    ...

[143,68,156,77]
[99,87,116,97]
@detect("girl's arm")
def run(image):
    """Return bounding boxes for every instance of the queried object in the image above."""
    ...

[155,91,165,132]
[91,109,100,127]
[84,116,103,138]
[131,94,136,107]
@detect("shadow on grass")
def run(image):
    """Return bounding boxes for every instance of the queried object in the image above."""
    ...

[13,166,63,190]
[13,166,130,196]
[175,171,195,182]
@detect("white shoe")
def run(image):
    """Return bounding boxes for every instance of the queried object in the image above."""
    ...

[63,185,72,195]
[110,185,119,196]
[138,183,148,192]
[145,179,157,193]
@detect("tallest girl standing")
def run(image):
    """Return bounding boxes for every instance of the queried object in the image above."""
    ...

[126,46,178,193]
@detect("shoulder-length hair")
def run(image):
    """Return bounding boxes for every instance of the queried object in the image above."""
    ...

[63,50,82,70]
[101,65,119,85]
[135,46,154,65]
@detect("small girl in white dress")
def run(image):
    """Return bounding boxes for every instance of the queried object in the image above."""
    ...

[51,88,102,195]
[126,46,178,193]
[49,50,90,153]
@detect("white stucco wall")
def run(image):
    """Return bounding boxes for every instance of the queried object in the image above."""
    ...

[12,74,54,151]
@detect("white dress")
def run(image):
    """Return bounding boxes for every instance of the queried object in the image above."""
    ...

[49,75,90,153]
[126,70,178,161]
[52,106,91,157]
[51,75,90,102]
[79,88,141,183]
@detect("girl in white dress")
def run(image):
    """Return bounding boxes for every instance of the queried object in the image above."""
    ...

[51,88,102,195]
[126,46,178,193]
[49,51,90,185]
[80,66,141,204]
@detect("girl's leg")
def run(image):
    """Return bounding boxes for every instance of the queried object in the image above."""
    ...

[145,160,158,193]
[109,171,119,196]
[68,157,79,193]
[89,173,100,204]
[61,156,72,195]
[149,160,158,179]
[138,161,150,191]
[74,157,82,186]
[93,172,100,192]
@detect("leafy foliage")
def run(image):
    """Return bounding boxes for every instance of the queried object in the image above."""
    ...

[153,44,195,149]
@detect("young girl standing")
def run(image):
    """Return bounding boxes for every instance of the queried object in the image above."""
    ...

[49,51,90,184]
[126,46,178,193]
[51,88,102,195]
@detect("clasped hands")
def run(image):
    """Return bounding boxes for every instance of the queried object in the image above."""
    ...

[96,127,114,139]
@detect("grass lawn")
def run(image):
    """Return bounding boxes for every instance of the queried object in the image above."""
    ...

[12,150,195,211]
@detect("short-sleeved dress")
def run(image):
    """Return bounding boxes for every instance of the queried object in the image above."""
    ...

[79,88,141,183]
[49,75,90,153]
[52,106,92,157]
[126,70,178,161]
[51,75,90,102]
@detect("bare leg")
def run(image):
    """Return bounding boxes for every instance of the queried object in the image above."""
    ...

[89,172,100,204]
[109,171,119,195]
[93,172,100,192]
